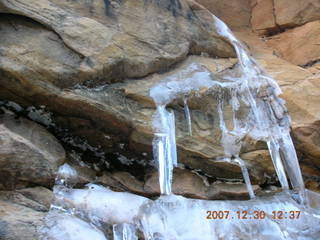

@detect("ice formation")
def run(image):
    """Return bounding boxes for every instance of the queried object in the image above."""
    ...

[139,193,320,240]
[40,13,320,240]
[41,165,320,240]
[149,15,306,204]
[113,224,138,240]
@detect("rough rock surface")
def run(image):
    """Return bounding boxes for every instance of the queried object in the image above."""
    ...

[195,0,251,29]
[99,169,259,200]
[251,0,320,35]
[0,111,65,189]
[144,168,209,199]
[274,0,320,28]
[251,0,276,35]
[206,182,261,200]
[0,0,234,87]
[0,187,52,240]
[266,21,320,66]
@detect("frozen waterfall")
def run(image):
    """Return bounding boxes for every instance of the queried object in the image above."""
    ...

[149,15,306,204]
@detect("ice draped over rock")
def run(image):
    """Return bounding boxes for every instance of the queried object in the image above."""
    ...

[150,15,306,203]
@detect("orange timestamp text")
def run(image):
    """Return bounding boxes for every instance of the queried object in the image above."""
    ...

[206,210,301,220]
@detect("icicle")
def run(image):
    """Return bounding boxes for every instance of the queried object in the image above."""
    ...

[267,138,289,191]
[153,133,170,195]
[183,97,192,136]
[168,109,177,167]
[278,132,306,204]
[234,157,255,199]
[113,223,138,240]
[152,105,177,195]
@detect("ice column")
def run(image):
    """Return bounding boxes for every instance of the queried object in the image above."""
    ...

[183,97,192,136]
[235,157,255,199]
[267,139,289,190]
[152,105,177,195]
[217,102,255,199]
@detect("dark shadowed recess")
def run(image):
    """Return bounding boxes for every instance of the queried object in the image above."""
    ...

[0,101,151,182]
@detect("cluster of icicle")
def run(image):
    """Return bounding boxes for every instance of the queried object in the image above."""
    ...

[40,15,320,240]
[151,15,306,203]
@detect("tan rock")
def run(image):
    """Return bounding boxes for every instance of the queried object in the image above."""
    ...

[0,191,48,212]
[280,75,320,150]
[111,171,146,196]
[234,31,320,125]
[275,0,320,28]
[195,0,251,29]
[0,0,235,86]
[240,150,274,178]
[144,168,208,199]
[292,120,320,166]
[17,187,54,210]
[307,62,320,75]
[301,163,320,178]
[0,111,65,189]
[98,171,147,196]
[251,0,320,34]
[206,182,260,200]
[0,187,53,239]
[0,197,45,240]
[0,16,251,183]
[66,155,97,186]
[97,173,126,192]
[251,0,277,35]
[267,21,320,66]
[305,180,320,192]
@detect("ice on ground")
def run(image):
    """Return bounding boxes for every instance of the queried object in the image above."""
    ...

[53,184,149,225]
[42,185,320,240]
[41,212,108,240]
[139,193,320,240]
